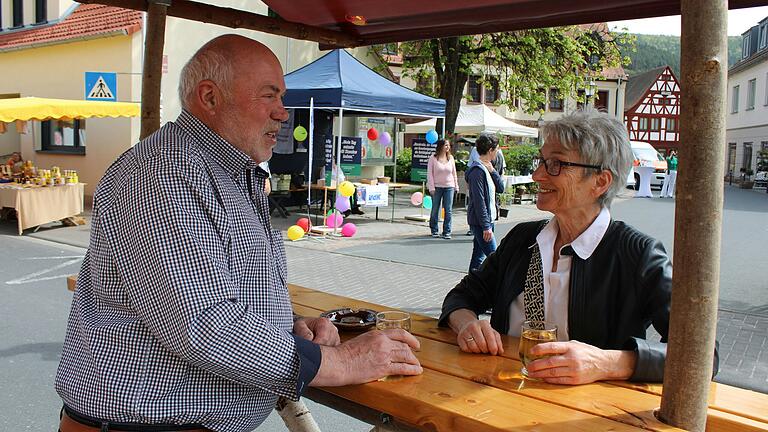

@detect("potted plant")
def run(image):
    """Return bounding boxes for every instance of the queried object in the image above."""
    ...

[741,169,755,189]
[497,192,515,217]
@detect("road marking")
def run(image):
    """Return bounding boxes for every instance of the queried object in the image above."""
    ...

[5,256,83,285]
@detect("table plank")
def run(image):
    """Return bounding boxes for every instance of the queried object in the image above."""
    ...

[290,284,768,432]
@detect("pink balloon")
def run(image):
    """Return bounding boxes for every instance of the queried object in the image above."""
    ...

[410,192,423,206]
[335,194,351,212]
[341,223,357,237]
[325,213,344,228]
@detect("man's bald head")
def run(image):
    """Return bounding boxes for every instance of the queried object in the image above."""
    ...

[178,35,278,109]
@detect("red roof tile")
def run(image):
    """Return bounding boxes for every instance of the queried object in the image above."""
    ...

[0,4,142,51]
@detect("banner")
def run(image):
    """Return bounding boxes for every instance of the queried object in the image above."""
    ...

[411,138,436,182]
[340,136,362,177]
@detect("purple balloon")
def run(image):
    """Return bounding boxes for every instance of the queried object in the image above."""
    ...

[379,131,392,146]
[335,194,351,212]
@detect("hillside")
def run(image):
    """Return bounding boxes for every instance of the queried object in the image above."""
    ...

[621,34,742,78]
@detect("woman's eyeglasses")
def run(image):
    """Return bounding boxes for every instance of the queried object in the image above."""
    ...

[533,157,602,176]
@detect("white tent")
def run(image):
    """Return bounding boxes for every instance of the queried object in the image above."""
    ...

[405,104,538,138]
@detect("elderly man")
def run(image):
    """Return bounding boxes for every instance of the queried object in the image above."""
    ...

[56,35,421,432]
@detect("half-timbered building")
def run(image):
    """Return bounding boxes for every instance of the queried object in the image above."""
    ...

[624,66,681,154]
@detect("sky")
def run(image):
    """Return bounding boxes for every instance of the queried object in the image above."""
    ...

[609,6,768,36]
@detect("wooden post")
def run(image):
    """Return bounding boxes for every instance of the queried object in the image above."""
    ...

[658,1,727,430]
[140,0,170,140]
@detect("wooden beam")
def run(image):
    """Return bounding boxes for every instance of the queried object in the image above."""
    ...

[76,0,360,48]
[659,0,727,430]
[139,0,168,139]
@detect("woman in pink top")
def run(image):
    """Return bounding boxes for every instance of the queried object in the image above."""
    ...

[427,139,459,239]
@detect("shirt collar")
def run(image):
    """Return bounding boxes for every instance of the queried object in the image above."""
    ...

[536,207,611,260]
[175,109,260,178]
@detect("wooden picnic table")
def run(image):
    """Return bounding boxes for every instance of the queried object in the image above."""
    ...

[288,284,768,432]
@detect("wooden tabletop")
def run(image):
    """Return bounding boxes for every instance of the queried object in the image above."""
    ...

[289,284,768,432]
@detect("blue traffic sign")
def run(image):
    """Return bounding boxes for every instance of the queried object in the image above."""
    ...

[85,72,117,101]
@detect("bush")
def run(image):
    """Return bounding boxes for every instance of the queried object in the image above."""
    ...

[504,144,540,175]
[454,150,470,172]
[385,147,412,182]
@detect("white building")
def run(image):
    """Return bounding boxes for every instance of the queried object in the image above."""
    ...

[725,16,768,177]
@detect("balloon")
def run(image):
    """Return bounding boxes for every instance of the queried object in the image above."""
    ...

[341,223,357,237]
[339,180,355,197]
[367,127,379,141]
[287,225,305,241]
[425,129,439,144]
[410,192,423,206]
[325,213,344,228]
[379,131,392,146]
[296,217,311,233]
[293,125,308,142]
[335,194,351,212]
[423,195,433,209]
[327,209,335,217]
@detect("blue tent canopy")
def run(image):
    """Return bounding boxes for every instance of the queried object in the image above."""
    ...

[284,49,445,118]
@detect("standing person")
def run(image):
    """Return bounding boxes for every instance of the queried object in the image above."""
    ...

[56,35,421,432]
[660,150,678,198]
[465,134,505,272]
[427,139,459,239]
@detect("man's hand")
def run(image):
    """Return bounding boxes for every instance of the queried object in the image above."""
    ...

[310,329,422,386]
[524,340,637,385]
[483,229,493,243]
[457,319,504,355]
[293,317,340,346]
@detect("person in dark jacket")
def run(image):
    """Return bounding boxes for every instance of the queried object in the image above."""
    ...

[440,109,718,384]
[465,134,505,271]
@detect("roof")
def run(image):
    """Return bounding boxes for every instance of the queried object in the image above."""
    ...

[624,66,669,112]
[77,0,762,48]
[0,4,142,52]
[283,49,445,117]
[405,104,538,137]
[0,97,140,122]
[729,47,768,75]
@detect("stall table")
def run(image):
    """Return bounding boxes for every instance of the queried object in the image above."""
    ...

[0,183,85,235]
[289,284,768,432]
[635,166,655,198]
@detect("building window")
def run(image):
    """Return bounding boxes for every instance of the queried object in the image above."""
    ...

[742,142,753,171]
[548,88,563,112]
[731,85,739,113]
[666,118,677,131]
[759,23,767,50]
[650,117,661,131]
[638,117,649,131]
[765,72,768,106]
[484,78,499,104]
[747,79,756,110]
[41,119,86,154]
[743,33,752,59]
[728,143,737,175]
[595,90,609,111]
[35,0,47,24]
[12,0,24,28]
[467,75,481,103]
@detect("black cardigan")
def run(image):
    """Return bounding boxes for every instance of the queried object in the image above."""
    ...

[439,219,719,382]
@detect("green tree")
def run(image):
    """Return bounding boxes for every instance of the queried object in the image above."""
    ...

[375,26,632,135]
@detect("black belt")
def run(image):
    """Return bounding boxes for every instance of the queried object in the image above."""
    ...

[62,405,208,432]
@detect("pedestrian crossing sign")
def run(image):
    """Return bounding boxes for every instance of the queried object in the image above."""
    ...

[85,72,117,101]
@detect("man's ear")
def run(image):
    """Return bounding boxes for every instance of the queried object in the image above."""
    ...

[195,80,220,115]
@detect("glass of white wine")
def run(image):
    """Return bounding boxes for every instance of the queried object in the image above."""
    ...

[518,320,557,378]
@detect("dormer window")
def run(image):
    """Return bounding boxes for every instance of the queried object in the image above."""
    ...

[759,23,767,50]
[743,33,752,59]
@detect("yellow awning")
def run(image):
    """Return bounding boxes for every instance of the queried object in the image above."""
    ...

[0,97,140,123]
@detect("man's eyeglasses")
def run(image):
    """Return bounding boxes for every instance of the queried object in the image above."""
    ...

[533,157,602,176]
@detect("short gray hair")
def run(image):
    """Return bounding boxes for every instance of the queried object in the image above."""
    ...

[542,109,632,208]
[178,45,234,109]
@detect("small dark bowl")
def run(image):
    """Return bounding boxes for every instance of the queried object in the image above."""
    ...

[320,308,377,332]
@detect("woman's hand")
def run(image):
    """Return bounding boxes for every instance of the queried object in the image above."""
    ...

[524,340,637,384]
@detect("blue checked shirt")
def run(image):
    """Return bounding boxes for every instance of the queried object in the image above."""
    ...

[56,110,320,432]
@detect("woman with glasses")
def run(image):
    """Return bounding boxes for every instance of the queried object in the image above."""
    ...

[427,139,459,239]
[439,109,717,384]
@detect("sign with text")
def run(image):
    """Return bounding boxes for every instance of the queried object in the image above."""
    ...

[411,138,436,182]
[358,184,389,207]
[340,136,362,177]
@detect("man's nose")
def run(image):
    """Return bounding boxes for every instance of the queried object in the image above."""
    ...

[273,104,289,122]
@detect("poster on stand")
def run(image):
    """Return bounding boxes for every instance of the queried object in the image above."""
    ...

[411,138,436,182]
[357,117,395,166]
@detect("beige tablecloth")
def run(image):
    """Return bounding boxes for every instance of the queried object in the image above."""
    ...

[0,183,85,235]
